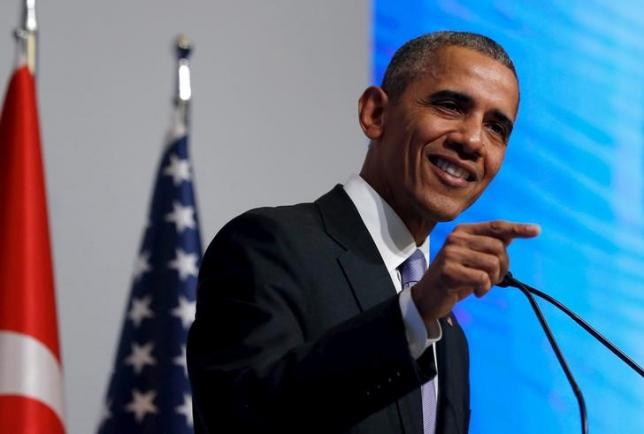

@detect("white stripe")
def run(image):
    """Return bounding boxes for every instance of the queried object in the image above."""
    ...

[0,331,65,425]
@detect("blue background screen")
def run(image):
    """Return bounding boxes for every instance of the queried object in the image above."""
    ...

[373,1,644,433]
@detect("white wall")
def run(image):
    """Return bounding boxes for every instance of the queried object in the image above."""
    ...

[0,1,370,432]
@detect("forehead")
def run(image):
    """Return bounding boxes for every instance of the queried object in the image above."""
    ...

[408,46,519,118]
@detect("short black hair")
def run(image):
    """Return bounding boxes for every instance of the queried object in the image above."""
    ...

[381,31,518,101]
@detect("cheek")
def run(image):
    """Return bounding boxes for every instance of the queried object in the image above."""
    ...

[485,147,506,178]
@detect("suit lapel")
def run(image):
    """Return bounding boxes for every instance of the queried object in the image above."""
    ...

[316,185,395,310]
[316,186,424,434]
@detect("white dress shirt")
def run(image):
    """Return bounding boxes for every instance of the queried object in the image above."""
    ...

[343,174,442,397]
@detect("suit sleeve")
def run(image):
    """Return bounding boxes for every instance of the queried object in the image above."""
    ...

[187,212,436,433]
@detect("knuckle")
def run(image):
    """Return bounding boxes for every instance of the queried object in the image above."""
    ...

[454,223,466,232]
[441,261,455,276]
[445,233,459,245]
[492,255,502,271]
[480,255,498,275]
[441,264,458,284]
[443,245,457,259]
[492,238,505,253]
[489,220,504,232]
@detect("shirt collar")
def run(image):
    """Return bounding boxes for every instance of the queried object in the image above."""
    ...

[343,174,430,272]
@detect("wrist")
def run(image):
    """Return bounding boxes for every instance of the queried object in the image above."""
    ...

[411,284,441,331]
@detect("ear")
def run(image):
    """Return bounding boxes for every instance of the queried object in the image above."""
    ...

[358,86,389,140]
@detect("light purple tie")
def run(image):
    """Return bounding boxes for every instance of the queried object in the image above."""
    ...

[400,249,437,434]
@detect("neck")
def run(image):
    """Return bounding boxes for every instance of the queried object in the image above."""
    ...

[405,215,435,246]
[358,168,436,246]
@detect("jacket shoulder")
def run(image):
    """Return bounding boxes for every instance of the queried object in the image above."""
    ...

[212,200,321,247]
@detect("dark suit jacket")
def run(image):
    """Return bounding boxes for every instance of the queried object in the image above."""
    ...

[188,186,470,433]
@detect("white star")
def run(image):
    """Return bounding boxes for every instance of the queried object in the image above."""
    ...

[175,394,193,427]
[128,296,154,327]
[133,251,152,281]
[172,296,196,329]
[163,154,191,185]
[165,201,196,232]
[168,249,199,281]
[125,342,156,374]
[173,345,189,377]
[125,389,158,423]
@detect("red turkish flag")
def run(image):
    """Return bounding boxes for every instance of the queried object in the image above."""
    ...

[0,66,65,434]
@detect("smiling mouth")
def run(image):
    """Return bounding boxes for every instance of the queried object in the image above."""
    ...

[428,156,475,182]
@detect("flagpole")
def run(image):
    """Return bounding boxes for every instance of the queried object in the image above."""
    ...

[175,34,192,129]
[15,0,38,75]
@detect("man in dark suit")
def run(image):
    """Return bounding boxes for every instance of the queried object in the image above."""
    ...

[188,31,539,434]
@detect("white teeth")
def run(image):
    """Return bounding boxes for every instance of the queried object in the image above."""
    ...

[435,158,468,179]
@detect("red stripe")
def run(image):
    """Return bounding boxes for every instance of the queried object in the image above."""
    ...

[0,396,65,434]
[0,66,61,360]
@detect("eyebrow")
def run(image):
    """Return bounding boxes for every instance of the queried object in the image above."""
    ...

[428,90,474,107]
[427,90,515,135]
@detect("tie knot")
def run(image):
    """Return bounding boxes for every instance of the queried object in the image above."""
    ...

[400,249,426,289]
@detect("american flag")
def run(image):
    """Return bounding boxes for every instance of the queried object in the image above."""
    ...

[97,110,202,434]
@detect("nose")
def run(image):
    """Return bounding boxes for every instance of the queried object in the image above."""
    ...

[446,116,484,159]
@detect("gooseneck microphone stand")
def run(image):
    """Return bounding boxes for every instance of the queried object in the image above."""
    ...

[497,274,588,434]
[501,272,644,377]
[498,272,644,434]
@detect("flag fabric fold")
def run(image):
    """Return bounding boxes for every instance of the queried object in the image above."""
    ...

[0,66,66,434]
[97,111,202,434]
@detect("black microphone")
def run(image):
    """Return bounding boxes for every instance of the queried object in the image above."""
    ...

[497,272,588,434]
[498,272,644,434]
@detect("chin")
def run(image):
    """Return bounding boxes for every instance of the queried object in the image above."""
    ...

[433,208,462,222]
[415,194,468,223]
[415,202,462,223]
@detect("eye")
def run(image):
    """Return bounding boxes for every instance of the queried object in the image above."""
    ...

[486,122,508,140]
[433,99,462,114]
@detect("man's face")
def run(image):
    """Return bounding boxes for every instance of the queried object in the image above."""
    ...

[365,45,519,226]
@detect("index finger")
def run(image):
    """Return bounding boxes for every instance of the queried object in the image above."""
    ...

[459,220,541,245]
